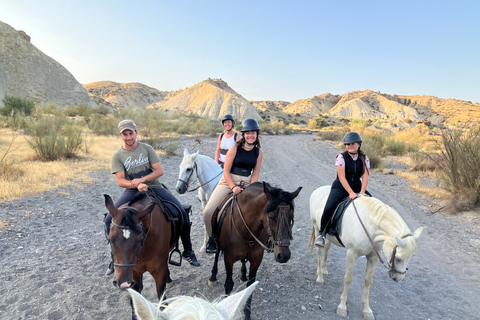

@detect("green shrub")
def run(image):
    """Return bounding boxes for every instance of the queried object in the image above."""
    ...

[64,104,92,117]
[308,115,328,129]
[316,129,346,141]
[26,117,85,161]
[385,137,407,155]
[1,94,35,116]
[88,114,118,136]
[431,124,480,206]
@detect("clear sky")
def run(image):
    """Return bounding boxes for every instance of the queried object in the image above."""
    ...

[1,0,479,103]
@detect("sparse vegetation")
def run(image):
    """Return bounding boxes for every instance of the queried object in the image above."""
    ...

[1,94,35,117]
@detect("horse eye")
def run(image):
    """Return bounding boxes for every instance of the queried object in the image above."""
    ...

[186,168,192,172]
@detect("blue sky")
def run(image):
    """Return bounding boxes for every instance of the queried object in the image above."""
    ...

[1,0,479,103]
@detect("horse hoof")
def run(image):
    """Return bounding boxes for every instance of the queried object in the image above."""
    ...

[315,277,324,283]
[363,311,375,320]
[336,307,347,317]
[207,279,217,286]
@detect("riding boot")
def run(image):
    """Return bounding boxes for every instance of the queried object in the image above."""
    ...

[206,236,219,254]
[180,222,201,267]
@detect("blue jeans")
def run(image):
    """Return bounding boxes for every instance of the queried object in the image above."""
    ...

[104,188,193,252]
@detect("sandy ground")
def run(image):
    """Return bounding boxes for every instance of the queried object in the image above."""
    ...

[1,133,480,320]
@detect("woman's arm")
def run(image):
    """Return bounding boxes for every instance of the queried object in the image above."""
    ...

[250,149,263,183]
[336,166,358,199]
[214,134,222,163]
[223,145,238,192]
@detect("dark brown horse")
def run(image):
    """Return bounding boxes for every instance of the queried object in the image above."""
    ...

[104,191,179,302]
[208,181,302,320]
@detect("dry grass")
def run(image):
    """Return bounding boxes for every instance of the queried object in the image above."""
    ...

[0,129,120,202]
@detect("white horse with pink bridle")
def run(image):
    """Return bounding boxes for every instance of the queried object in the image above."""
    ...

[310,186,425,320]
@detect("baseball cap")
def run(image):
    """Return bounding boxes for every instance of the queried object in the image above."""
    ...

[118,120,137,133]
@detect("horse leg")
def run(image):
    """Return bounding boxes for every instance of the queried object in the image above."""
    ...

[316,240,331,283]
[151,263,169,300]
[243,256,262,320]
[166,266,173,289]
[130,272,144,320]
[224,256,235,295]
[208,250,220,286]
[200,227,208,253]
[361,252,379,320]
[240,259,248,283]
[337,250,358,317]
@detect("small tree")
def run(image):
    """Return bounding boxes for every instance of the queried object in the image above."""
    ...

[1,94,35,116]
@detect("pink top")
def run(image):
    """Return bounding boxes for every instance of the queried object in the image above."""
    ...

[335,154,370,169]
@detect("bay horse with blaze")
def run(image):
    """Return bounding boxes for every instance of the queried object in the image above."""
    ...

[208,181,302,320]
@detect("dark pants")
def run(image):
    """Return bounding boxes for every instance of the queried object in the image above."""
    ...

[320,183,371,233]
[104,188,193,252]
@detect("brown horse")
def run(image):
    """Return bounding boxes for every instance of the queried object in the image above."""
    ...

[208,181,302,320]
[104,191,180,303]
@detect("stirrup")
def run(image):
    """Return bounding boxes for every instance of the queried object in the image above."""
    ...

[315,235,325,247]
[206,238,219,254]
[169,248,182,266]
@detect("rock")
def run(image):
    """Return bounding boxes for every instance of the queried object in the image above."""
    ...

[0,21,95,107]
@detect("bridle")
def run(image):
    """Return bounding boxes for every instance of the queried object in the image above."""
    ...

[234,195,293,253]
[110,204,154,268]
[351,200,412,275]
[177,162,223,192]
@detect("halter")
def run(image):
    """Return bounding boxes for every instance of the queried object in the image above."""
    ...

[177,162,223,192]
[234,195,293,253]
[351,200,412,275]
[110,204,155,268]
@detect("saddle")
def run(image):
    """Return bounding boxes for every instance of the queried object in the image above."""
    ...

[325,197,354,247]
[210,193,235,242]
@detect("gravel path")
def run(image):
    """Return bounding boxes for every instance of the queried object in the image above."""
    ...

[1,133,479,320]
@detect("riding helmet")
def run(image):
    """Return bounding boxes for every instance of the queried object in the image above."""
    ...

[221,114,235,125]
[241,118,260,132]
[343,132,362,144]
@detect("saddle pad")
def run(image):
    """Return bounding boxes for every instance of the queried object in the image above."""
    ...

[327,197,352,247]
[217,196,234,223]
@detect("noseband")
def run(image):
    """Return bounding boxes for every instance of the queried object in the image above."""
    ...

[110,204,154,268]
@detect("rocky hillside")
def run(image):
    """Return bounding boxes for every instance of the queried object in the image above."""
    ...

[278,89,479,125]
[149,78,262,121]
[83,81,169,109]
[0,21,95,107]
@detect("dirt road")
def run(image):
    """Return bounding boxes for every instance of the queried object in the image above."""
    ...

[1,134,479,319]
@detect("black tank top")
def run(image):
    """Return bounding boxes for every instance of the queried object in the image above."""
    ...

[230,146,259,176]
[332,151,365,190]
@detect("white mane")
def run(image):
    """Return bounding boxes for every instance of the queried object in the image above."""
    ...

[128,281,258,320]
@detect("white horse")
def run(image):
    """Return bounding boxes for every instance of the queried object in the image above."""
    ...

[128,281,258,320]
[176,148,223,252]
[310,186,425,320]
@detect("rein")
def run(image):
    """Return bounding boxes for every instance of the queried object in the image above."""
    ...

[351,199,412,275]
[111,203,156,268]
[177,162,223,192]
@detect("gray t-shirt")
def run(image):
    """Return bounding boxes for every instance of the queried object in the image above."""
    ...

[111,142,164,189]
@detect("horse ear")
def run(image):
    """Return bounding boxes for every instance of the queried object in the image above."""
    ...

[395,236,406,247]
[413,226,426,241]
[104,194,117,217]
[216,281,259,319]
[287,187,302,201]
[184,148,189,157]
[263,182,273,200]
[128,288,161,320]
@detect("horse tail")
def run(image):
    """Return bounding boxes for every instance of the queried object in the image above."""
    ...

[309,226,316,255]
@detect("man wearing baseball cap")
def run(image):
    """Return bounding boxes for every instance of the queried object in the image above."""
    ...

[103,119,200,276]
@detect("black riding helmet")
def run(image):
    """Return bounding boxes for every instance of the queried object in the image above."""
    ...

[221,114,235,125]
[241,118,260,132]
[343,132,362,144]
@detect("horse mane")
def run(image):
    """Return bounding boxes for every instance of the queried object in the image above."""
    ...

[356,196,410,236]
[264,184,295,213]
[117,191,149,233]
[157,296,231,320]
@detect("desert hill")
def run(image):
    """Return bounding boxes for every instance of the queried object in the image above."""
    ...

[148,78,262,121]
[83,81,169,109]
[0,21,95,107]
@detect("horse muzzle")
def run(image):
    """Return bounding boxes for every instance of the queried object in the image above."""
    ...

[274,246,291,263]
[175,181,187,194]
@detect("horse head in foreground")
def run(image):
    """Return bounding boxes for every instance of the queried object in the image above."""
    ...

[310,186,425,320]
[209,182,302,320]
[104,191,176,300]
[128,281,259,320]
[176,148,223,252]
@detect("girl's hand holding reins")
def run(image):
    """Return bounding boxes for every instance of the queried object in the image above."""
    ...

[349,193,358,199]
[231,185,243,195]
